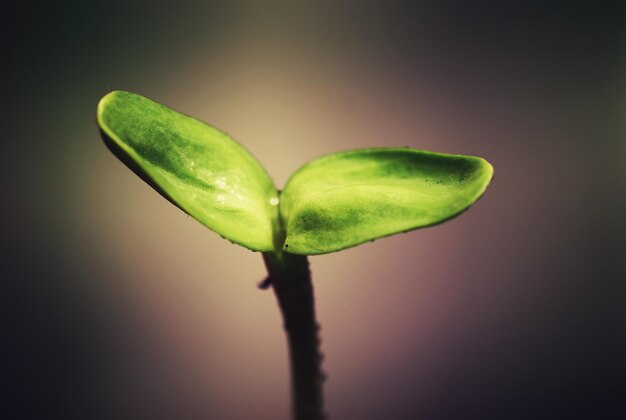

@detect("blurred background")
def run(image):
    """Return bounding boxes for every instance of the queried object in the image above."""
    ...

[4,1,626,419]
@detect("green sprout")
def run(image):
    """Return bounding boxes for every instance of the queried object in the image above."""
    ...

[97,90,493,420]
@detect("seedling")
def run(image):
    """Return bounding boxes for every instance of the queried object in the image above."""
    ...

[97,91,493,420]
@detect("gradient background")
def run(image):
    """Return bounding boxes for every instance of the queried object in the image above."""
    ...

[5,1,626,419]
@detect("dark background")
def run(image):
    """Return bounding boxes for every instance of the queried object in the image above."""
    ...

[5,1,626,419]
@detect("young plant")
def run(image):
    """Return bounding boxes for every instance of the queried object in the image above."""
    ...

[97,91,494,420]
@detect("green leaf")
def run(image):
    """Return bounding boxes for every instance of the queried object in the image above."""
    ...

[97,91,279,252]
[280,148,493,255]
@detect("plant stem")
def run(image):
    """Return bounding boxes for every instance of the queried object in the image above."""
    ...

[263,252,326,420]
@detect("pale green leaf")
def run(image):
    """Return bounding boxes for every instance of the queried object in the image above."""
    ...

[97,90,279,251]
[280,148,493,255]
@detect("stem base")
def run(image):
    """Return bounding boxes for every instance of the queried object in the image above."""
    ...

[263,252,325,420]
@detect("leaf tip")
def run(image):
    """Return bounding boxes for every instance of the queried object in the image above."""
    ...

[98,90,119,115]
[97,90,137,123]
[475,156,495,189]
[480,156,494,177]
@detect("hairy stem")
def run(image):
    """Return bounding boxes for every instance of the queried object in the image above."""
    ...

[263,252,325,420]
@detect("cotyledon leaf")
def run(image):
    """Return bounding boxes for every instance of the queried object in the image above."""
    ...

[280,148,493,255]
[97,90,279,252]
